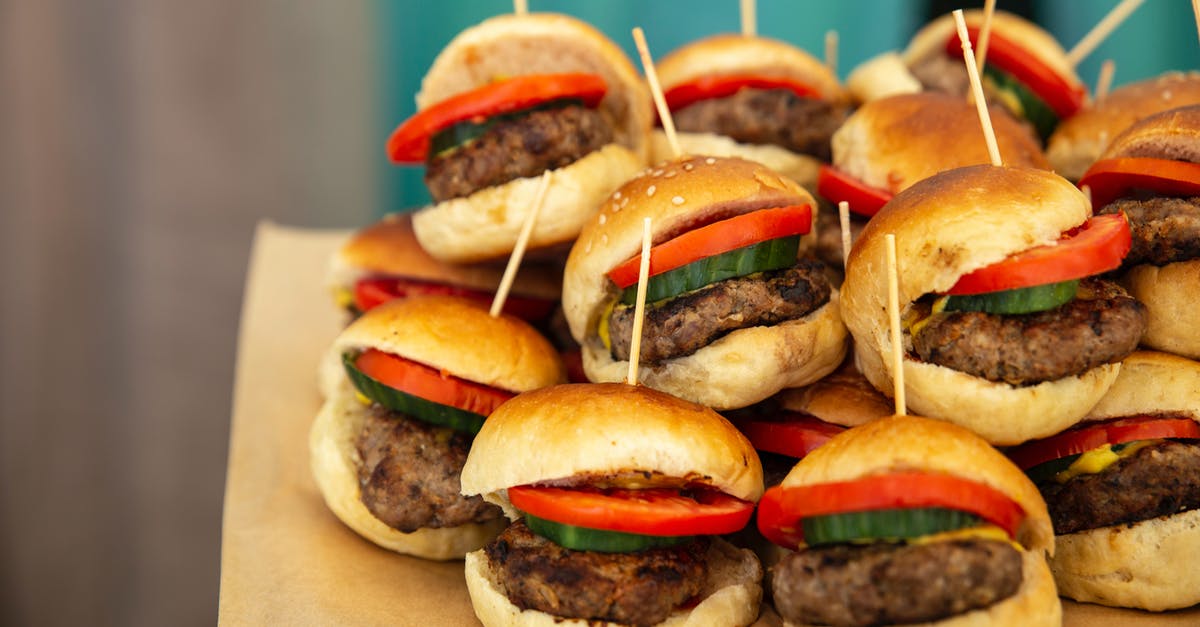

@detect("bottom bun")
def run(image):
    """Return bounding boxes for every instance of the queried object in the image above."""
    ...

[1123,260,1200,360]
[1050,508,1200,611]
[781,549,1060,627]
[308,389,505,560]
[465,537,763,627]
[583,296,848,410]
[650,130,822,190]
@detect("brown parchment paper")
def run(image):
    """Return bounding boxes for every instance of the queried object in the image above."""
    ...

[218,221,1200,626]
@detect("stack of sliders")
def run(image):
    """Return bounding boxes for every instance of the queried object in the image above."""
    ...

[309,295,566,559]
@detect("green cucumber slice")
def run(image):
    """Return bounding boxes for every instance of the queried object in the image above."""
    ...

[943,280,1078,315]
[1024,454,1082,484]
[523,513,694,553]
[342,352,485,434]
[983,66,1060,141]
[802,508,982,546]
[619,236,800,305]
[428,98,585,157]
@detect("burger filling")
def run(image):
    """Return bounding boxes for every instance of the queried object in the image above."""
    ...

[424,102,614,202]
[1098,196,1200,266]
[672,87,848,161]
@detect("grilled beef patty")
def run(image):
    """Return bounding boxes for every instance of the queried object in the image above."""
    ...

[1098,196,1200,266]
[607,260,832,363]
[911,278,1146,386]
[424,103,613,202]
[672,88,849,161]
[1040,439,1200,534]
[772,538,1024,627]
[355,407,502,532]
[484,520,709,626]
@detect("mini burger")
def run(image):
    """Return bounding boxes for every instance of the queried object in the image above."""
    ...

[459,382,765,626]
[758,414,1060,626]
[1006,351,1200,611]
[841,165,1146,445]
[387,12,652,263]
[562,155,848,410]
[1079,105,1200,360]
[309,295,566,559]
[649,34,850,188]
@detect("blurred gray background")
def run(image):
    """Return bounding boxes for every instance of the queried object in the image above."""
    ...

[1,1,1195,625]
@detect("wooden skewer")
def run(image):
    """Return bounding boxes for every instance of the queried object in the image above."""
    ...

[839,201,852,268]
[513,0,527,16]
[490,171,552,317]
[885,234,906,416]
[825,30,839,77]
[974,0,997,72]
[1095,59,1116,102]
[1067,0,1145,68]
[627,218,653,385]
[1081,184,1094,213]
[633,27,681,159]
[953,10,1003,167]
[1193,0,1200,47]
[741,0,756,37]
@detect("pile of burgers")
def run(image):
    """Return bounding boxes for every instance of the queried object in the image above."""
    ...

[309,9,1200,627]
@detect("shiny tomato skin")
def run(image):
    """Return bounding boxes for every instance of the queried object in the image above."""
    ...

[663,74,823,111]
[945,27,1085,119]
[816,165,893,217]
[355,349,514,416]
[352,277,555,322]
[1079,157,1200,209]
[507,485,755,537]
[1007,415,1200,470]
[737,412,845,460]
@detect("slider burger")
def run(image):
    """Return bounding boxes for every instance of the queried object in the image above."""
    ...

[459,382,765,626]
[309,295,566,559]
[562,155,848,410]
[387,12,652,263]
[649,34,850,188]
[1079,105,1200,360]
[1006,351,1200,610]
[841,165,1146,445]
[758,415,1060,626]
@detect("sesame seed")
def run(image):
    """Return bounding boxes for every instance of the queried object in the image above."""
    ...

[647,185,656,197]
[614,191,622,200]
[705,157,716,164]
[672,196,685,205]
[664,170,677,178]
[598,214,607,225]
[601,234,608,244]
[585,241,592,252]
[652,169,664,177]
[683,163,694,171]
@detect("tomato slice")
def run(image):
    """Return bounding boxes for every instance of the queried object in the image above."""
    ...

[1007,415,1200,470]
[508,485,755,537]
[355,348,514,416]
[605,205,811,289]
[1079,157,1200,209]
[663,74,823,112]
[944,27,1085,119]
[946,213,1131,295]
[736,412,845,459]
[756,472,1025,549]
[387,73,607,163]
[817,165,893,217]
[352,277,555,321]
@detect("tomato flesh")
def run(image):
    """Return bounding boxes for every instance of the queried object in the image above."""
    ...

[352,277,555,321]
[1007,415,1200,470]
[507,485,755,537]
[756,472,1025,549]
[736,412,845,460]
[946,213,1131,295]
[1079,157,1200,209]
[605,205,811,289]
[355,349,514,416]
[817,165,893,217]
[663,74,823,112]
[944,27,1084,119]
[387,73,607,162]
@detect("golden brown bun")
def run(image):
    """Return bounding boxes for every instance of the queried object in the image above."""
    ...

[655,34,845,103]
[465,537,763,626]
[773,357,894,428]
[308,388,506,559]
[562,155,847,409]
[650,130,823,189]
[460,382,764,518]
[1086,350,1200,421]
[1122,260,1200,359]
[845,52,923,104]
[831,92,1049,194]
[841,165,1120,445]
[1048,72,1200,180]
[1051,508,1200,611]
[779,414,1054,554]
[1100,103,1200,163]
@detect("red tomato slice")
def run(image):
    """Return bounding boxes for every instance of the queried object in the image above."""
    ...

[944,27,1085,119]
[1079,157,1200,209]
[355,348,514,416]
[757,472,1025,549]
[736,412,845,459]
[663,74,823,112]
[508,485,755,537]
[1007,415,1200,470]
[817,165,893,217]
[353,277,556,321]
[946,213,1131,295]
[605,205,812,289]
[387,73,607,163]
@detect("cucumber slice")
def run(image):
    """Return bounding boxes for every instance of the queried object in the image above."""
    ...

[983,66,1059,141]
[342,352,485,434]
[618,236,800,305]
[943,280,1078,315]
[802,508,982,546]
[523,513,694,553]
[428,98,584,157]
[1024,454,1081,484]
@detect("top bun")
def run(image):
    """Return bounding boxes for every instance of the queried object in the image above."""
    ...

[655,34,845,103]
[1048,72,1200,179]
[831,91,1049,194]
[779,414,1054,554]
[417,12,651,156]
[773,358,894,428]
[1086,351,1200,421]
[1098,103,1200,164]
[460,382,764,519]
